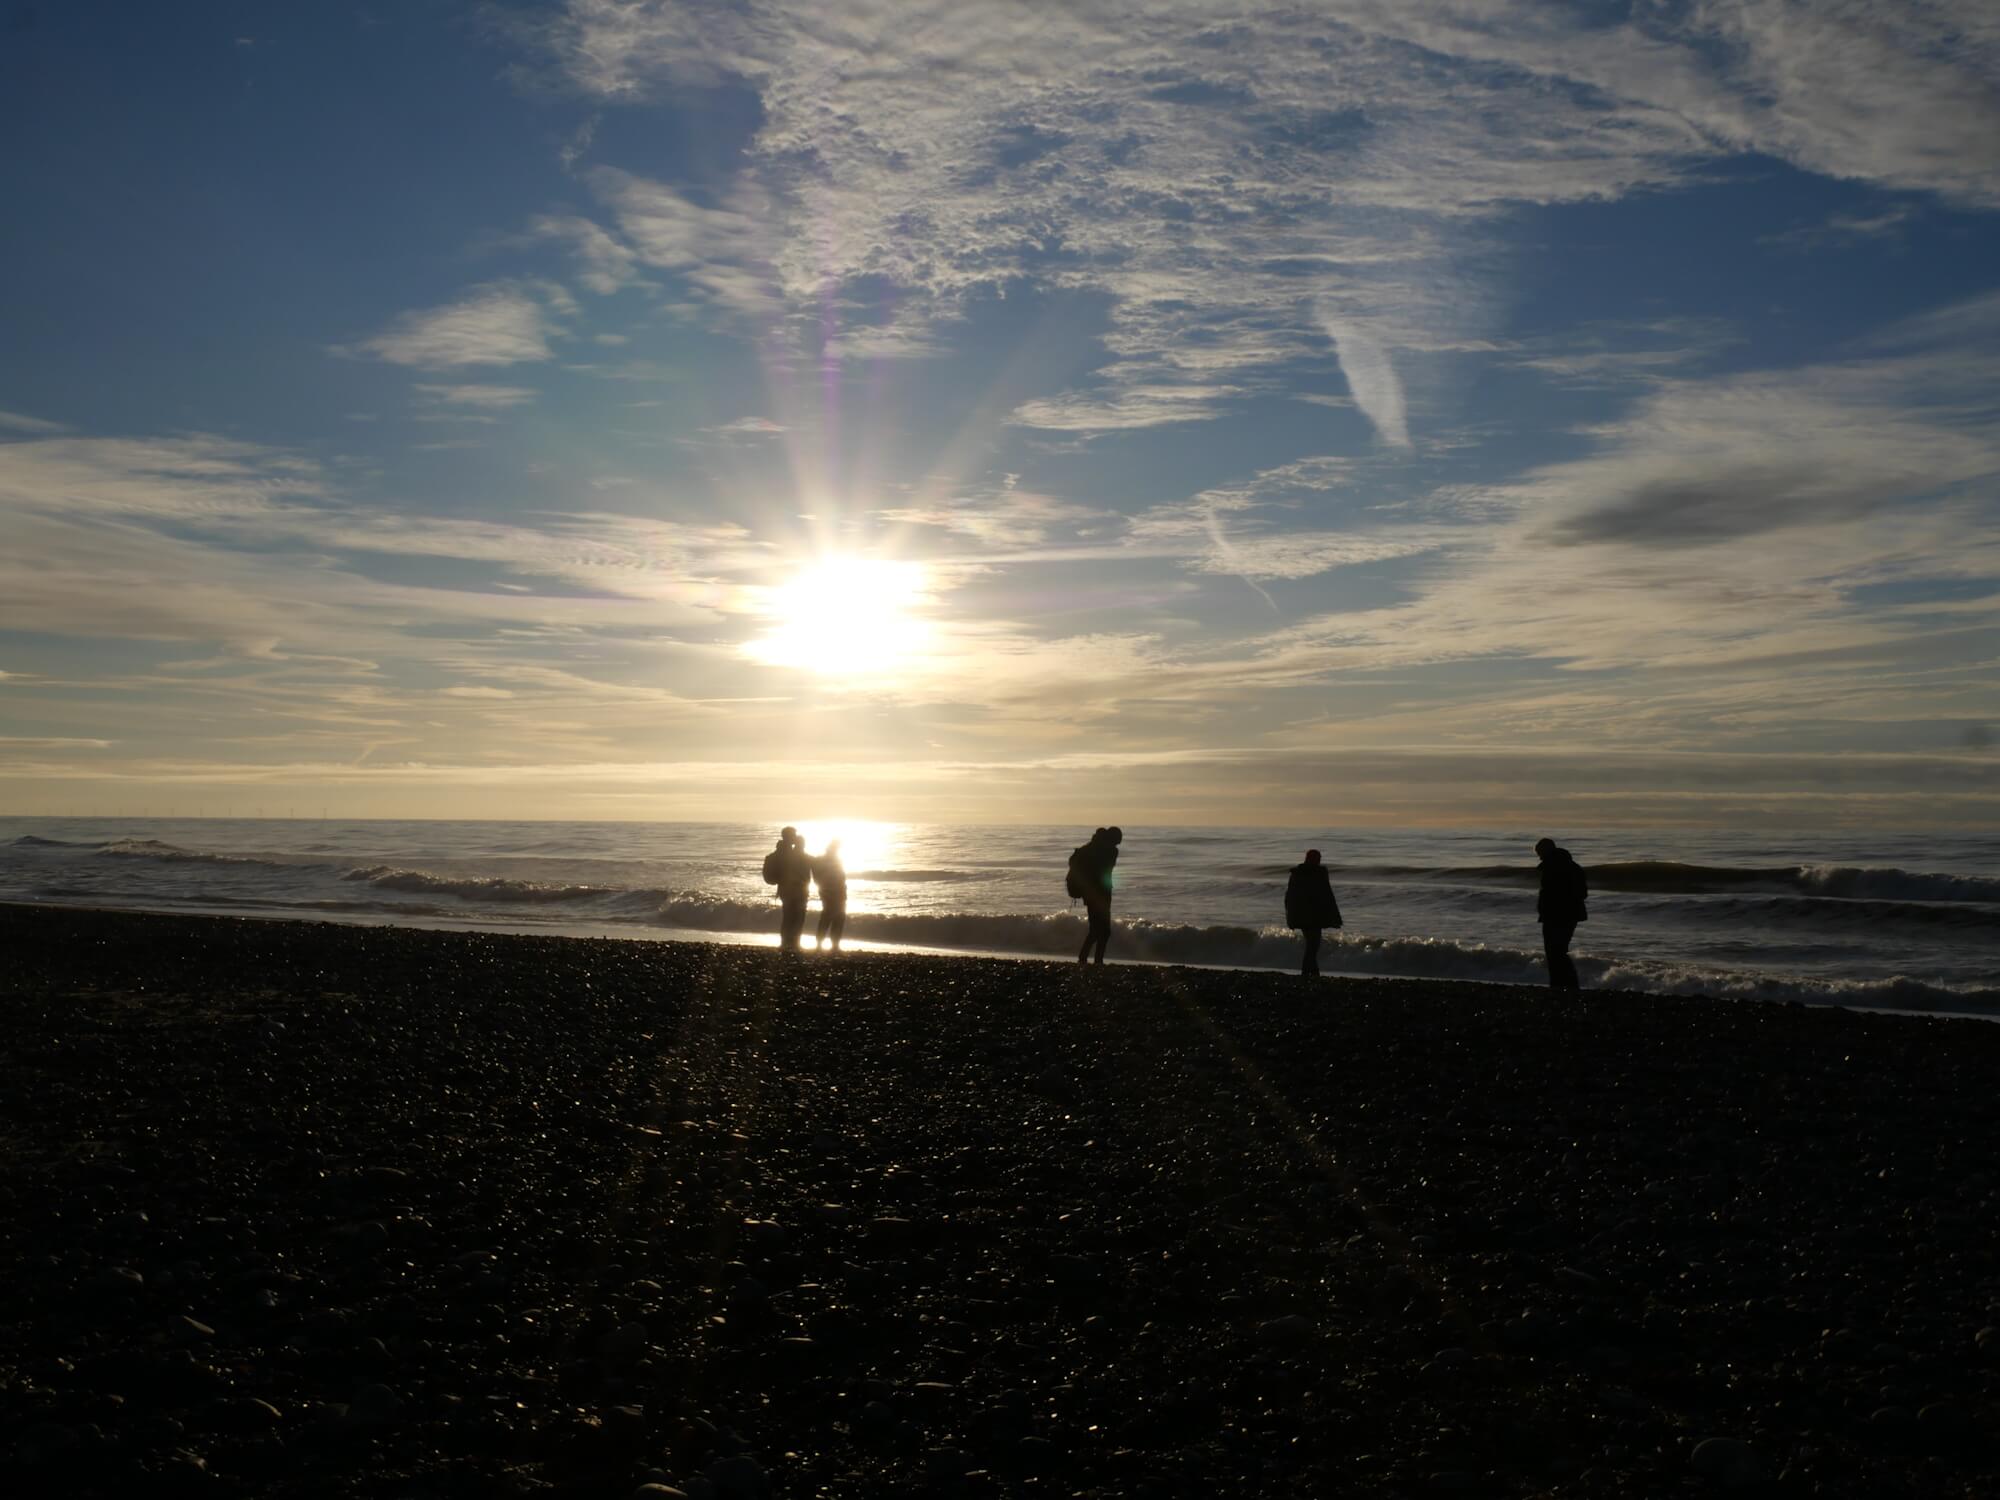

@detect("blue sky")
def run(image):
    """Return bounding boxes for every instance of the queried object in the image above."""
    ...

[2,1,1997,827]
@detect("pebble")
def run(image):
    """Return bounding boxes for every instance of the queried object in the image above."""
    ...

[1256,1314,1312,1348]
[1918,1401,1969,1436]
[1690,1436,1765,1488]
[9,907,2000,1500]
[349,1383,404,1425]
[600,1321,650,1360]
[703,1453,772,1500]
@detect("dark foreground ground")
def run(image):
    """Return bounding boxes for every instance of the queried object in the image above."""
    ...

[2,906,1997,1499]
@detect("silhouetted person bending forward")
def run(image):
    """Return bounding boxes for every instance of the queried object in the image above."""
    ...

[813,838,848,952]
[1068,826,1122,965]
[1284,848,1343,978]
[1535,836,1587,992]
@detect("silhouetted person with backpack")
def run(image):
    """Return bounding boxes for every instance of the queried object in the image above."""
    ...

[813,838,848,952]
[1284,848,1343,977]
[1067,826,1122,965]
[762,826,812,952]
[1535,836,1587,992]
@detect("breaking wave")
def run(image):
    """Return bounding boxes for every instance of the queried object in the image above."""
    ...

[9,825,1995,1017]
[340,866,639,905]
[623,898,1997,1013]
[97,839,305,869]
[1339,859,2000,904]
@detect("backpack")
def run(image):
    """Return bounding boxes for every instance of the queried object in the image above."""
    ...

[762,848,784,885]
[1065,844,1089,900]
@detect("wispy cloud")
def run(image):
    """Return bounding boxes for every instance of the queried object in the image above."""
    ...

[1761,205,1918,253]
[1316,315,1409,449]
[1011,386,1241,433]
[413,383,539,410]
[0,410,69,435]
[346,281,570,367]
[526,211,642,293]
[529,0,2000,455]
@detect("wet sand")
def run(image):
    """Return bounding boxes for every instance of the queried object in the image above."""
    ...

[2,902,1996,1497]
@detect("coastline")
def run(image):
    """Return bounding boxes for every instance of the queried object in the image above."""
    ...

[9,890,1997,1020]
[4,903,1997,1496]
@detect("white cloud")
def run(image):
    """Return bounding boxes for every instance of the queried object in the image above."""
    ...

[878,476,1108,548]
[1191,531,1445,582]
[347,282,567,367]
[0,434,319,519]
[587,167,779,316]
[0,410,69,434]
[1316,315,1409,449]
[528,211,641,293]
[709,416,785,437]
[1760,205,1918,253]
[530,0,2000,448]
[1011,385,1241,432]
[413,383,539,409]
[1224,297,2000,684]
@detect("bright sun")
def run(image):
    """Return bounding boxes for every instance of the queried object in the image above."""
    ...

[746,556,932,677]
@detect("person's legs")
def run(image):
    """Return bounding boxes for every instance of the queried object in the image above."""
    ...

[781,897,806,951]
[1543,919,1578,991]
[1088,900,1111,964]
[1301,926,1321,977]
[827,900,846,951]
[1078,902,1094,965]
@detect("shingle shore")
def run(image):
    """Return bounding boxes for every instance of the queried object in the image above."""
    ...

[2,903,1996,1497]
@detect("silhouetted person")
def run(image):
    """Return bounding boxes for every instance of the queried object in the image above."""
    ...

[1284,848,1343,978]
[762,826,811,952]
[813,838,848,952]
[1535,836,1587,992]
[1067,826,1122,965]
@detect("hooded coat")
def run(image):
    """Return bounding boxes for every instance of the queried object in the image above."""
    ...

[1537,846,1589,924]
[1285,861,1343,930]
[1068,832,1118,903]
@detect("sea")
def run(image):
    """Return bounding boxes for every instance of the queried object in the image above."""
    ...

[4,817,1997,1016]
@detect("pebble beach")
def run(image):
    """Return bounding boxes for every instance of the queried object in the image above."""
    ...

[3,902,1996,1498]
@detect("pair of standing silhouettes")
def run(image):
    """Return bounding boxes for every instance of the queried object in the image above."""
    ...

[1286,838,1586,989]
[761,826,848,952]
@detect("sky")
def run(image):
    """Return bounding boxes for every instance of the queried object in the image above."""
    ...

[2,0,1998,829]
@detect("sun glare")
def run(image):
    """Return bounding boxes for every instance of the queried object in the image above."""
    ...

[746,556,932,677]
[790,819,899,878]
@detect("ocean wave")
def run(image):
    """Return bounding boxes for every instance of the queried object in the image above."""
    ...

[637,899,2000,1011]
[340,866,636,904]
[1584,960,2000,1016]
[1331,859,2000,904]
[1656,893,2000,932]
[12,834,84,848]
[1795,865,2000,904]
[97,839,294,868]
